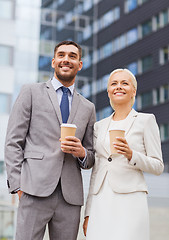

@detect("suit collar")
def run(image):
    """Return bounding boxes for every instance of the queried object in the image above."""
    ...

[46,79,80,125]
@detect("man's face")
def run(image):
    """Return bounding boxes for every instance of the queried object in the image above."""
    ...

[52,45,83,86]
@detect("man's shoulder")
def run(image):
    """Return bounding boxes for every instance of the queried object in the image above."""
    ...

[19,81,49,95]
[77,92,95,108]
[22,81,47,89]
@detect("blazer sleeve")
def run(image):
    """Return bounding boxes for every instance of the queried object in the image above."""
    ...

[78,104,96,169]
[84,122,99,217]
[5,85,32,193]
[129,114,164,175]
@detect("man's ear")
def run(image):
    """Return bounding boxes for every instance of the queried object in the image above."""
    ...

[78,61,83,71]
[51,58,55,68]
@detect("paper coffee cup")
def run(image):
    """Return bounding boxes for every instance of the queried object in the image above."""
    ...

[61,123,77,141]
[109,129,125,155]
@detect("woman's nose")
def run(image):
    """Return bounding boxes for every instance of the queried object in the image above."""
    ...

[116,83,122,88]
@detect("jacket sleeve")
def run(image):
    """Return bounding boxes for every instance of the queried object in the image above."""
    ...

[129,114,164,175]
[4,85,32,193]
[78,104,96,169]
[84,122,99,217]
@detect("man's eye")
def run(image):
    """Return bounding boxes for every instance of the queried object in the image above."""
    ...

[70,55,76,59]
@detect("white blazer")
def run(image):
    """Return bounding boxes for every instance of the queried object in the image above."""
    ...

[85,109,164,216]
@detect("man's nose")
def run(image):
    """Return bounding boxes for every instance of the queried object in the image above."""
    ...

[63,55,69,62]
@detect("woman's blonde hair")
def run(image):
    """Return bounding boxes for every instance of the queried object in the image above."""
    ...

[107,68,137,109]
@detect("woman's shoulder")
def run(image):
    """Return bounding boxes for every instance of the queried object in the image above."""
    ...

[137,111,155,119]
[136,111,156,124]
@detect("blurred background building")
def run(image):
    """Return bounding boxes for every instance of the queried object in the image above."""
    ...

[0,0,169,239]
[0,0,41,239]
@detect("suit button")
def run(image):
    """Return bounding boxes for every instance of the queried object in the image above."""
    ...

[108,157,112,162]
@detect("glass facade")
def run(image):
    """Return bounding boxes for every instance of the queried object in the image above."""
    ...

[0,45,13,66]
[0,0,14,20]
[0,93,11,114]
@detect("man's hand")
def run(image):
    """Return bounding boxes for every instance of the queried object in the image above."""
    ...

[60,136,85,159]
[17,190,23,200]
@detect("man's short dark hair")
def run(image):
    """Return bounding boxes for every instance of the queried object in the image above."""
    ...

[54,40,82,60]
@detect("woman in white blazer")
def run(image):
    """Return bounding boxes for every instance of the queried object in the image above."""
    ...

[83,68,164,240]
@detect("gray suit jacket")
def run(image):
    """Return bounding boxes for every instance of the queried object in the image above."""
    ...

[5,80,96,206]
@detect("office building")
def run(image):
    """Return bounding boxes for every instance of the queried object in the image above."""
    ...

[0,0,41,239]
[39,0,169,172]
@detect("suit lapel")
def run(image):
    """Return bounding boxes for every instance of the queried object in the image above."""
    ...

[67,90,80,123]
[101,114,113,156]
[46,80,62,124]
[124,109,138,136]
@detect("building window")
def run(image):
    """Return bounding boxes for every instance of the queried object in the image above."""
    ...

[127,28,138,45]
[141,91,153,108]
[141,55,153,73]
[0,45,13,66]
[160,123,169,142]
[103,42,113,58]
[83,25,92,40]
[160,46,169,64]
[162,9,169,26]
[0,93,11,114]
[83,0,92,12]
[0,0,13,20]
[40,25,54,40]
[142,19,152,37]
[39,56,52,71]
[83,54,92,70]
[125,0,138,13]
[127,62,138,75]
[154,14,160,31]
[81,83,91,98]
[102,106,113,118]
[57,18,65,31]
[114,6,120,20]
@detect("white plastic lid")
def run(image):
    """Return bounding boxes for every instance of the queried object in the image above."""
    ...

[61,123,77,128]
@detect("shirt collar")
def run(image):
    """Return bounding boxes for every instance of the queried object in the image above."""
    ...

[51,76,74,95]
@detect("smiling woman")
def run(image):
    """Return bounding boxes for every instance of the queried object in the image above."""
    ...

[83,68,164,240]
[107,68,137,113]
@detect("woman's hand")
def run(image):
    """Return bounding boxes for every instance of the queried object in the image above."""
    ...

[17,190,23,200]
[83,216,89,236]
[113,137,132,161]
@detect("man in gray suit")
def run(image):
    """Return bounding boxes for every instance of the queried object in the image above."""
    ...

[5,40,96,240]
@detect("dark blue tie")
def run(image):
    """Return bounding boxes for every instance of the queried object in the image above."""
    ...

[60,86,69,123]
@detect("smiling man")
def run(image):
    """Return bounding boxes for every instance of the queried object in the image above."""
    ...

[5,40,96,240]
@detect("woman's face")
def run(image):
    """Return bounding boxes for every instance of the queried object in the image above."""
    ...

[107,71,136,107]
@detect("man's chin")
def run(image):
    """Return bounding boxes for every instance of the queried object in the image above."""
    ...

[55,73,75,82]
